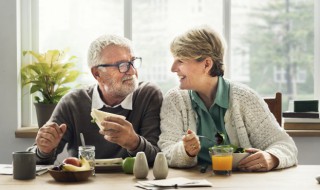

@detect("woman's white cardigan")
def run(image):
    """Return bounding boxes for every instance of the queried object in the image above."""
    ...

[158,81,298,169]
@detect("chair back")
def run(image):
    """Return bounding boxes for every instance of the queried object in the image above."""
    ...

[263,92,282,125]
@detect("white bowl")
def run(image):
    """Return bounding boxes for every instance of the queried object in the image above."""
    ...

[232,152,250,169]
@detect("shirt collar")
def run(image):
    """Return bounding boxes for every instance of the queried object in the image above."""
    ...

[91,84,133,110]
[189,76,229,110]
[215,76,229,109]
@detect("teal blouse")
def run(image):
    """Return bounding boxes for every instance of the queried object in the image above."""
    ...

[189,76,230,165]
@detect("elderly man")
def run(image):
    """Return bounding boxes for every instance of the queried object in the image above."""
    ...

[27,34,163,165]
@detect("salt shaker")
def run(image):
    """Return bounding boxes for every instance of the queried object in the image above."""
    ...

[133,152,149,179]
[153,152,168,179]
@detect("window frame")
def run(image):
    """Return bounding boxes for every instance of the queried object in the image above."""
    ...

[21,0,39,127]
[315,0,320,99]
[20,0,320,128]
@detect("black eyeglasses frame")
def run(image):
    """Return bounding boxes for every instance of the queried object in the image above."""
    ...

[95,57,142,73]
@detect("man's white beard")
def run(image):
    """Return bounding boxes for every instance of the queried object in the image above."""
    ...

[104,75,139,98]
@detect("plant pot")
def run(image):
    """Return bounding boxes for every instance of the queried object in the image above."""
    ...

[34,103,57,128]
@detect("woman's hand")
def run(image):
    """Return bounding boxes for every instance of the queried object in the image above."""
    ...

[238,148,279,172]
[182,129,201,157]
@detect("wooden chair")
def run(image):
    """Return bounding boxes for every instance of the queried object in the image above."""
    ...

[263,92,282,125]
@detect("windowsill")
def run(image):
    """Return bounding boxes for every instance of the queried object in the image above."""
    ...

[15,127,38,138]
[15,127,320,138]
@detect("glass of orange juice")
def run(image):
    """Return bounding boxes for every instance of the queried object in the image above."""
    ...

[210,146,233,176]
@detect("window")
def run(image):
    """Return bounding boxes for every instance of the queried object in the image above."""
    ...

[21,0,318,127]
[230,0,315,110]
[132,0,223,92]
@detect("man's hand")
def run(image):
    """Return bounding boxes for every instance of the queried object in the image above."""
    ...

[35,122,67,154]
[182,129,200,157]
[99,116,139,151]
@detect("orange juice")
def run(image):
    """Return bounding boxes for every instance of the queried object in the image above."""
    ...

[212,155,233,175]
[210,146,233,176]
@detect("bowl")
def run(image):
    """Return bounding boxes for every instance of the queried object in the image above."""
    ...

[48,168,93,182]
[232,152,250,169]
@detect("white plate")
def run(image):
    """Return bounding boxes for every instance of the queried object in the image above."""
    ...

[95,158,123,166]
[95,158,123,173]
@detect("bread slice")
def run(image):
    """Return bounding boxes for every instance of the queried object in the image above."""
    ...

[90,108,126,130]
[95,158,123,166]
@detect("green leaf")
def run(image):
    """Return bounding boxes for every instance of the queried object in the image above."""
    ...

[61,71,80,84]
[209,132,245,153]
[21,49,81,103]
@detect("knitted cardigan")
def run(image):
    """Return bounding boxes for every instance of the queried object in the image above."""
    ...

[158,81,298,169]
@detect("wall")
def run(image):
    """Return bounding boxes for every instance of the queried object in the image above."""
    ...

[293,137,320,165]
[0,0,34,164]
[0,0,319,165]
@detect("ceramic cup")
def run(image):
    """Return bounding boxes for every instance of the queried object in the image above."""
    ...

[12,151,36,180]
[232,152,250,170]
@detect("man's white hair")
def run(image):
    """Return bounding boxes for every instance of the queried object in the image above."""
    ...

[87,34,133,68]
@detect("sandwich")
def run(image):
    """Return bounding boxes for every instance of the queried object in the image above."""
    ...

[90,108,126,130]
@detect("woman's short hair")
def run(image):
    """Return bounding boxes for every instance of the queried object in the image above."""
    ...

[170,26,226,77]
[87,34,133,68]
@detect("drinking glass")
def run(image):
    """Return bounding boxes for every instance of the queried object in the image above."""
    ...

[78,145,95,175]
[210,146,233,176]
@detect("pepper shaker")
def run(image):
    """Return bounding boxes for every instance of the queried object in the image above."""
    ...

[133,152,149,179]
[153,152,168,179]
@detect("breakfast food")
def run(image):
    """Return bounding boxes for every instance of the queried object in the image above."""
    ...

[122,157,135,174]
[211,132,246,153]
[58,156,91,172]
[95,158,123,166]
[62,157,81,167]
[90,108,126,130]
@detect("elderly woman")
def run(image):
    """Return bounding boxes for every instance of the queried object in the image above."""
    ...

[158,26,298,172]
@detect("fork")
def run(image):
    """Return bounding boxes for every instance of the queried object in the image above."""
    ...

[197,135,215,142]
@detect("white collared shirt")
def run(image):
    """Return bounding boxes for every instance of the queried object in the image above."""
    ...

[91,84,133,110]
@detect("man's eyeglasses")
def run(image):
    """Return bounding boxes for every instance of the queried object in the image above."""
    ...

[95,57,142,73]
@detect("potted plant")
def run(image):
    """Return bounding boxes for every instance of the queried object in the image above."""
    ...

[21,49,81,128]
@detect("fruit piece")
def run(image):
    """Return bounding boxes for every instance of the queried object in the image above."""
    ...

[90,109,126,130]
[51,165,63,171]
[62,157,81,167]
[122,157,135,174]
[62,156,91,172]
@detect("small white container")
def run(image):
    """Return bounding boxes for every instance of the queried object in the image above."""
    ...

[133,152,149,179]
[153,152,168,179]
[232,152,250,170]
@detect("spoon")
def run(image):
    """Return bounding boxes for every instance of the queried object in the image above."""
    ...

[80,133,86,146]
